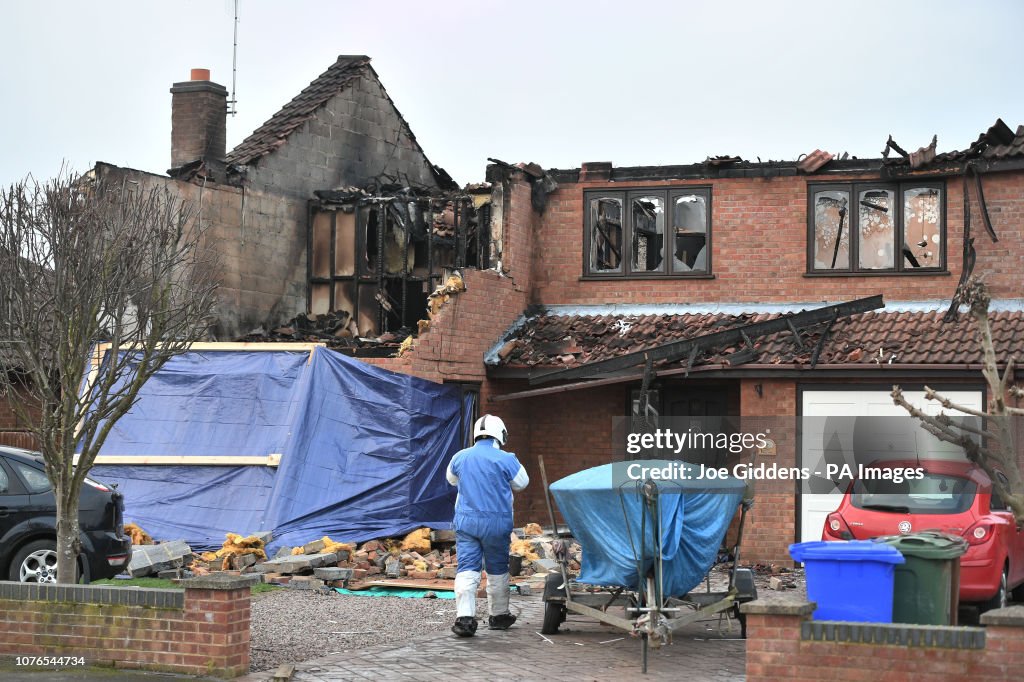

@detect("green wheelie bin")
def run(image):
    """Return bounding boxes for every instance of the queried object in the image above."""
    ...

[874,531,968,625]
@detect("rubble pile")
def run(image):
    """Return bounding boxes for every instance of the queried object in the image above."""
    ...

[124,523,583,591]
[238,310,413,351]
[127,539,194,578]
[197,533,270,571]
[124,522,153,546]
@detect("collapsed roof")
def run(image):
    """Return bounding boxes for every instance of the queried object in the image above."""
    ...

[488,304,1024,375]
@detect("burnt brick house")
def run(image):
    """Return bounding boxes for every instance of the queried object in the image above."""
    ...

[397,123,1024,566]
[97,57,466,341]
[5,55,1023,567]
[1,55,490,446]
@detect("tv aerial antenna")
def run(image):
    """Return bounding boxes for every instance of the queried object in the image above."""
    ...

[229,0,239,116]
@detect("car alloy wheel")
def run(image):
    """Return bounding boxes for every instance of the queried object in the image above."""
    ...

[20,548,59,583]
[996,568,1008,610]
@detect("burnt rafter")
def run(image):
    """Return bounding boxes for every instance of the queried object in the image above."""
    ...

[527,295,885,386]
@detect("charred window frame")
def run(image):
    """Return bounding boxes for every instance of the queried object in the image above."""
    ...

[583,187,712,278]
[308,196,485,337]
[808,181,945,275]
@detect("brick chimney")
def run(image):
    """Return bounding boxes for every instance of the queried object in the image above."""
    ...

[170,68,227,168]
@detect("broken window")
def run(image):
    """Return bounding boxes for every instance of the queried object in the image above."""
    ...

[589,197,623,273]
[858,188,895,270]
[808,182,944,274]
[671,192,709,273]
[903,187,941,269]
[631,195,664,272]
[812,190,850,270]
[309,193,484,339]
[585,187,711,277]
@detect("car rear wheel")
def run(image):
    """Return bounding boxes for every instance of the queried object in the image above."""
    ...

[1012,576,1024,604]
[8,540,85,584]
[982,564,1009,612]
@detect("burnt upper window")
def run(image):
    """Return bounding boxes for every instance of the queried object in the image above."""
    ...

[584,188,711,278]
[808,182,945,274]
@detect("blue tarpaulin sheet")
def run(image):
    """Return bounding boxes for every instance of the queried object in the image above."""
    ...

[90,347,463,552]
[550,460,745,598]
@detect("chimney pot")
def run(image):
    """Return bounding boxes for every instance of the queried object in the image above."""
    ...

[190,68,212,81]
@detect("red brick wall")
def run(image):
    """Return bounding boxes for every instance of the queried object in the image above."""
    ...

[368,268,528,385]
[745,608,1024,681]
[504,384,623,523]
[531,170,1024,305]
[0,583,251,677]
[504,176,537,297]
[740,379,798,565]
[489,377,803,562]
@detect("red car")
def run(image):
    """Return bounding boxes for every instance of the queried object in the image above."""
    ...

[822,459,1024,610]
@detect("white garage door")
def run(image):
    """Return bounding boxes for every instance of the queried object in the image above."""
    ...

[798,388,983,544]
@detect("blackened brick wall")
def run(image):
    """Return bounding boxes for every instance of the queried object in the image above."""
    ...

[243,75,439,199]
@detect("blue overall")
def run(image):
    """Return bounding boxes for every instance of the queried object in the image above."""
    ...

[449,439,523,574]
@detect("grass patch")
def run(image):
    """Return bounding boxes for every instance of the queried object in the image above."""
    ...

[91,577,180,589]
[90,576,283,594]
[252,582,281,594]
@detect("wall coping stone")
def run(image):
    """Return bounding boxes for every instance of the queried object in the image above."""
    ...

[740,599,816,616]
[979,604,1024,627]
[0,580,184,609]
[182,573,260,590]
[800,620,987,649]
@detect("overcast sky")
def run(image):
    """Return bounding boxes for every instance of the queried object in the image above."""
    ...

[3,0,1023,188]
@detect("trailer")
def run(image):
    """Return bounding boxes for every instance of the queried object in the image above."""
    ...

[538,457,756,673]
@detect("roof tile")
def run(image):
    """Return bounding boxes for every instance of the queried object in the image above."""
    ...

[226,56,371,166]
[495,309,1024,370]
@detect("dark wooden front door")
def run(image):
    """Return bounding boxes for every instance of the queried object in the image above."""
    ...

[662,386,736,468]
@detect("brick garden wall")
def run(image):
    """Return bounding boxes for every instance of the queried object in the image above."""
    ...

[742,601,1024,681]
[0,577,253,678]
[531,169,1024,306]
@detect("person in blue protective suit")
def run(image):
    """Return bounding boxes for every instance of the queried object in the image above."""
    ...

[446,414,529,637]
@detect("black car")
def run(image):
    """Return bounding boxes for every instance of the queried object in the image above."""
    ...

[0,445,132,583]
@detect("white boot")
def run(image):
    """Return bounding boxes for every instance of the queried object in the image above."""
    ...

[486,572,510,615]
[486,572,516,630]
[454,570,481,618]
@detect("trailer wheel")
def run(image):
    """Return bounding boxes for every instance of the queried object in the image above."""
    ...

[541,573,567,634]
[541,600,566,635]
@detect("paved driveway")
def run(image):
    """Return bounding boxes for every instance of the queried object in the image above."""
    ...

[238,594,745,682]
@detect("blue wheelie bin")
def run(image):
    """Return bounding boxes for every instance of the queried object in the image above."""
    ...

[789,540,905,622]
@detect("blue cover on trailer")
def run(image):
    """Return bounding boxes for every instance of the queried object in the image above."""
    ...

[550,460,746,598]
[90,347,463,552]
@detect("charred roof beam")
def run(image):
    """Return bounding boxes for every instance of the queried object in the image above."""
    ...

[527,295,885,386]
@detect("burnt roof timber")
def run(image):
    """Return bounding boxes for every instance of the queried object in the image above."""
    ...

[490,363,1003,402]
[547,158,883,184]
[527,295,885,386]
[881,157,1024,180]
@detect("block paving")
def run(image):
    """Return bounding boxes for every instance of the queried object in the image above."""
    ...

[238,595,745,682]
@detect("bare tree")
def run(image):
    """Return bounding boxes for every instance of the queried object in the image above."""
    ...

[891,277,1024,523]
[0,170,218,583]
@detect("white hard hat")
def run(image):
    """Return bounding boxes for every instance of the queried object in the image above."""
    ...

[473,414,508,447]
